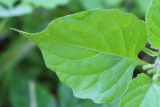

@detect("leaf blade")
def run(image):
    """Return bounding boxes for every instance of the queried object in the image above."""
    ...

[120,74,160,107]
[14,9,147,103]
[146,0,160,48]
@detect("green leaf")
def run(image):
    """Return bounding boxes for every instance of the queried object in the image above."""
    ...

[14,9,147,103]
[10,77,57,107]
[120,74,160,107]
[146,0,160,48]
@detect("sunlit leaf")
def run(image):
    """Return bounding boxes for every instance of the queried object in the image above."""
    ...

[146,0,160,48]
[14,9,147,103]
[120,74,160,107]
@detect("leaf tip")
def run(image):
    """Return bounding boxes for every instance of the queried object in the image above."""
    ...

[10,28,21,33]
[10,28,33,38]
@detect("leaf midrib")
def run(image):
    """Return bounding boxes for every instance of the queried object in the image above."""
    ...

[47,39,139,62]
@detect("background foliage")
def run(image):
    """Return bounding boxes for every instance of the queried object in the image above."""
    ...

[0,0,151,107]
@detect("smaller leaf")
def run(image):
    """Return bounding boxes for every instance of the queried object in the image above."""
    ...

[120,73,160,107]
[146,0,160,48]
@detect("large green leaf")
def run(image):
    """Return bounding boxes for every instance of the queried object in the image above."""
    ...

[146,0,160,48]
[120,74,160,107]
[14,9,147,103]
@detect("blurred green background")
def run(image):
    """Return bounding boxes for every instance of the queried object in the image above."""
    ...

[0,0,151,107]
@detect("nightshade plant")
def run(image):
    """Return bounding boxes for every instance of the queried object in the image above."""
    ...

[12,0,160,106]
